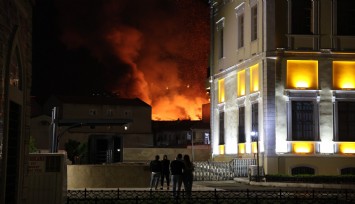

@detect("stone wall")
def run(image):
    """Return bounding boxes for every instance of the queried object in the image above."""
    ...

[67,163,151,188]
[67,147,211,188]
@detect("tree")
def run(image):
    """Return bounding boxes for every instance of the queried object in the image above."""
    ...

[65,139,80,163]
[29,136,38,153]
[65,139,88,164]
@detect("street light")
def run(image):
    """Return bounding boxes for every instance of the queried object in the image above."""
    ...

[251,131,260,182]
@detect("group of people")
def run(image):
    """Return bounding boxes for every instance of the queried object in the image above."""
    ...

[149,153,194,197]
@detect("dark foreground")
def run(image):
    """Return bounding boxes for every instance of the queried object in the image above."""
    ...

[67,188,355,204]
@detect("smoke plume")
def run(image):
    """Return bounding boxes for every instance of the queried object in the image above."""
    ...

[55,0,210,120]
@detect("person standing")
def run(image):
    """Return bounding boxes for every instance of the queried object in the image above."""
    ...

[160,155,170,190]
[170,153,185,197]
[182,154,194,197]
[149,155,162,190]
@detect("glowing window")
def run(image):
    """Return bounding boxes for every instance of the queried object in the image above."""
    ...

[286,60,318,89]
[250,64,259,93]
[237,70,246,96]
[238,143,245,154]
[292,142,314,154]
[333,61,355,90]
[218,79,225,103]
[219,144,225,155]
[339,142,355,154]
[251,142,258,153]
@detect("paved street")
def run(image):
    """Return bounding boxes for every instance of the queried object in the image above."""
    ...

[68,178,355,191]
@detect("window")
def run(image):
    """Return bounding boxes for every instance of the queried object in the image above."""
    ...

[251,5,258,41]
[286,60,318,90]
[333,61,355,90]
[237,70,246,96]
[341,167,355,175]
[89,109,96,115]
[291,0,314,34]
[251,103,258,135]
[236,3,245,48]
[336,0,355,35]
[10,46,22,89]
[216,19,224,58]
[218,79,225,103]
[337,101,355,141]
[291,101,314,141]
[238,107,245,143]
[291,166,315,175]
[238,14,244,48]
[250,64,259,93]
[219,112,225,145]
[204,133,210,144]
[106,109,113,116]
[218,27,224,58]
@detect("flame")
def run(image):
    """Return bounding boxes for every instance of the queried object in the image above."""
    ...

[57,0,210,120]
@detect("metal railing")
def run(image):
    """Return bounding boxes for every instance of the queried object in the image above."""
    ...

[67,189,355,203]
[193,158,256,181]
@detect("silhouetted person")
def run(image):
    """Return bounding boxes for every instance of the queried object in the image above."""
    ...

[170,153,185,197]
[149,155,162,190]
[182,154,194,197]
[160,155,170,190]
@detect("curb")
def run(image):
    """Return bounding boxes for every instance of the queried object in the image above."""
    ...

[234,177,355,190]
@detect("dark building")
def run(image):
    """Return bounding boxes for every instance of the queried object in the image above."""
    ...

[153,120,210,147]
[0,0,33,203]
[31,95,153,164]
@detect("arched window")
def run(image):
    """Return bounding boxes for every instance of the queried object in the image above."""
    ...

[341,167,355,175]
[291,166,315,175]
[9,46,22,90]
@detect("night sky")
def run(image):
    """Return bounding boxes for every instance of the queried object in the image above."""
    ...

[32,0,210,120]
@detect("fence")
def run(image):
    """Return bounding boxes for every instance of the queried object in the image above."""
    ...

[193,158,256,181]
[67,189,355,204]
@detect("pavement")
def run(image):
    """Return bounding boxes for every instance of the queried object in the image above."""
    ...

[70,178,355,191]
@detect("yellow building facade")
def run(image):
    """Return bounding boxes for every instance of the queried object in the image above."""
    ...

[210,0,355,175]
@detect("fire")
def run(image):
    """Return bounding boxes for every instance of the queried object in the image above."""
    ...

[151,94,207,120]
[56,0,210,120]
[104,1,210,120]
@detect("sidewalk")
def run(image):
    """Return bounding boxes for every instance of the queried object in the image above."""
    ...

[233,177,355,190]
[68,178,355,191]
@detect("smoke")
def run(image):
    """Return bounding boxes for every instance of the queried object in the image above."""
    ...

[55,0,210,120]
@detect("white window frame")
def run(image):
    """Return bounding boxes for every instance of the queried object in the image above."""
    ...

[235,3,245,49]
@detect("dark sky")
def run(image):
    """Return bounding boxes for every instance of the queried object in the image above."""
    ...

[32,0,210,120]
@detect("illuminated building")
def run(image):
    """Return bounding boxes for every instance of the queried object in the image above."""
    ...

[209,0,355,176]
[0,0,33,203]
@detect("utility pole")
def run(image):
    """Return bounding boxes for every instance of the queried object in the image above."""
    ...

[50,107,58,153]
